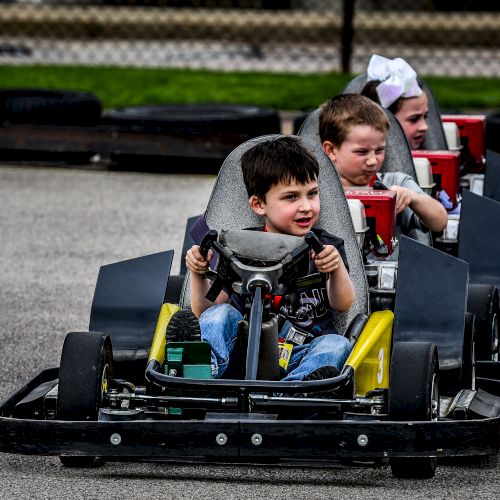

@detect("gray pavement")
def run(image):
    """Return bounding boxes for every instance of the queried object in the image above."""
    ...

[1,164,499,499]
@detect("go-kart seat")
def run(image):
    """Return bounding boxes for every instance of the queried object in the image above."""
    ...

[342,71,448,151]
[179,134,369,336]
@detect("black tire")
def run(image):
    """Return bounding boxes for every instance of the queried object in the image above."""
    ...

[104,103,280,173]
[389,342,439,479]
[467,284,499,361]
[102,103,281,135]
[486,111,500,154]
[0,89,102,126]
[57,331,112,467]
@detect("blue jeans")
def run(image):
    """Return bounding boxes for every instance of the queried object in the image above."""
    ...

[199,303,352,379]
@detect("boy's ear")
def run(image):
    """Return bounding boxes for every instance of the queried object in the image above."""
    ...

[249,195,266,216]
[322,140,337,162]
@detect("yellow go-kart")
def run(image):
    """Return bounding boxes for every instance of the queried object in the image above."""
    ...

[1,135,499,480]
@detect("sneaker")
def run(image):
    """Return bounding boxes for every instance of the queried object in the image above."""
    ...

[303,365,340,382]
[166,309,201,342]
[293,365,341,398]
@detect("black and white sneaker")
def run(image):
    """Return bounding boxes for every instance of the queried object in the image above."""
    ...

[166,309,201,342]
[293,365,341,398]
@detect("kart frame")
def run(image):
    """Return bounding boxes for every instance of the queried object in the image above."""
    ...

[1,366,499,461]
[2,134,500,475]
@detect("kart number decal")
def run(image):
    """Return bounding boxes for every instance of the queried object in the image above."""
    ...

[377,348,384,384]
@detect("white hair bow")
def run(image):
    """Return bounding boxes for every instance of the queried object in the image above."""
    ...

[366,54,422,109]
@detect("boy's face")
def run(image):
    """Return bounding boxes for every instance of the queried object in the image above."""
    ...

[394,92,429,150]
[322,124,386,187]
[249,178,320,237]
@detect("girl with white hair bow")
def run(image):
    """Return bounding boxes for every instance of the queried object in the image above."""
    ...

[361,54,429,150]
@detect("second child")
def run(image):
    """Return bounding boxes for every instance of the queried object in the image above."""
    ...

[319,94,447,234]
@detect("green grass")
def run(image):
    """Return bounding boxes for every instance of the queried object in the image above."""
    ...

[1,65,499,111]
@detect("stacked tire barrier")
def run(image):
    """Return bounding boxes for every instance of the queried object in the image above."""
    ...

[0,89,281,172]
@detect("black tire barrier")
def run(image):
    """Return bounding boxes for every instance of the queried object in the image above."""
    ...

[102,103,281,135]
[103,103,281,172]
[0,89,102,126]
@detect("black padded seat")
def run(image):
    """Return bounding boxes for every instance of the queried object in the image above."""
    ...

[179,135,369,336]
[297,106,418,181]
[342,71,448,151]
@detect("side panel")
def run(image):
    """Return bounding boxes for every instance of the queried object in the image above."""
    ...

[459,190,500,288]
[394,236,468,370]
[484,149,500,203]
[89,251,173,358]
[345,310,393,396]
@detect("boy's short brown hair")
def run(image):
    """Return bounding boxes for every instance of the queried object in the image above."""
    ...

[241,136,319,200]
[319,94,390,146]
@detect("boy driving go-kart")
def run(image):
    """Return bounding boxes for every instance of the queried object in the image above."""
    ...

[185,136,354,384]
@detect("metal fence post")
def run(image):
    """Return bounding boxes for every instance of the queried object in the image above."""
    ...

[341,0,356,74]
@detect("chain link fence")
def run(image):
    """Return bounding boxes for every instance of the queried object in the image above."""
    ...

[0,0,499,76]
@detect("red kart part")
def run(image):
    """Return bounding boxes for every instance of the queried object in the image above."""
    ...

[412,150,461,207]
[442,115,486,173]
[344,188,397,255]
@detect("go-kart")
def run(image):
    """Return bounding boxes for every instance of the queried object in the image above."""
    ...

[341,70,500,257]
[298,93,500,360]
[1,135,500,480]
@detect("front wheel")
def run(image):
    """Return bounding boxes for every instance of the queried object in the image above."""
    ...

[57,331,113,467]
[388,342,439,479]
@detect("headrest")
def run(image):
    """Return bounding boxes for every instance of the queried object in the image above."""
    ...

[180,134,369,334]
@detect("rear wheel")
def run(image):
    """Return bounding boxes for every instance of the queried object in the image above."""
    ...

[389,342,439,479]
[57,331,113,467]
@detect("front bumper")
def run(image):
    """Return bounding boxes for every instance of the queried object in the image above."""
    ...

[1,368,499,461]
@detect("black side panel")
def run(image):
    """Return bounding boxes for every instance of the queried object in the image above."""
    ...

[89,251,173,355]
[458,190,500,288]
[394,236,468,369]
[484,149,500,203]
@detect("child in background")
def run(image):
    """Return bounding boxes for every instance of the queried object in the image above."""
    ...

[319,94,447,233]
[361,54,429,150]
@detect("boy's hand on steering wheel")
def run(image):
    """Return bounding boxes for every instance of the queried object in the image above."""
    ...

[389,185,414,213]
[186,245,213,275]
[311,245,340,274]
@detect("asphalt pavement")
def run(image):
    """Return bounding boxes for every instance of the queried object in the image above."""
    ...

[1,164,499,499]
